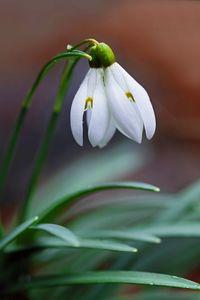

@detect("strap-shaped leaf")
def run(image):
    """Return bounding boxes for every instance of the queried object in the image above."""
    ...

[80,229,161,244]
[39,182,160,222]
[0,216,38,250]
[8,271,200,291]
[143,223,200,237]
[30,144,146,215]
[7,236,137,253]
[32,223,80,246]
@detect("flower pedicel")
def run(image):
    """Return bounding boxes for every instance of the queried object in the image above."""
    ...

[70,41,156,147]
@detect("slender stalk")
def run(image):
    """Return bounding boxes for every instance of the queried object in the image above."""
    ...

[18,58,78,224]
[0,51,91,196]
[67,38,99,51]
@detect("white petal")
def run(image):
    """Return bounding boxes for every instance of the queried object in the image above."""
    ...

[114,63,156,139]
[109,62,127,91]
[87,68,98,96]
[88,70,110,147]
[86,109,92,127]
[98,118,116,148]
[105,68,143,143]
[70,70,91,146]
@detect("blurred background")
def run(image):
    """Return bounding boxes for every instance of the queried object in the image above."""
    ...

[0,0,200,217]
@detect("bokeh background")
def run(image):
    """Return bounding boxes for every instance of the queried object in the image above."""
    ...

[0,0,200,218]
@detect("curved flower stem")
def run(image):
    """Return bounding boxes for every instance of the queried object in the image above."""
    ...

[67,38,99,51]
[0,50,91,196]
[18,57,80,224]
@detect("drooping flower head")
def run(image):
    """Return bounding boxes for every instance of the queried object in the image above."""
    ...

[70,40,156,147]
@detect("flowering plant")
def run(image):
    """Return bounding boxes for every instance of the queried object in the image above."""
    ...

[0,38,200,299]
[70,41,155,147]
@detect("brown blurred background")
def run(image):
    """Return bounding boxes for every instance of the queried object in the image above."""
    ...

[0,0,200,209]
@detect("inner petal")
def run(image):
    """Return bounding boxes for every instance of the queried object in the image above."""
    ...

[84,97,93,110]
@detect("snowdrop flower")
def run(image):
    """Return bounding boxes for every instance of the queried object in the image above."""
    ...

[70,42,156,147]
[70,67,111,147]
[105,62,156,143]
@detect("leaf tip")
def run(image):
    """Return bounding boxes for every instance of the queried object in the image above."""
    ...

[155,237,162,244]
[73,240,80,247]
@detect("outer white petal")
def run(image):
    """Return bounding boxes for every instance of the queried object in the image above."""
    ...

[87,68,98,96]
[114,63,156,139]
[105,68,143,143]
[98,117,116,148]
[70,70,91,146]
[88,70,110,147]
[109,62,127,91]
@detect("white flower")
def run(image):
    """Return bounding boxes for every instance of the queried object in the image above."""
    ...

[70,68,112,147]
[70,42,156,148]
[105,62,156,143]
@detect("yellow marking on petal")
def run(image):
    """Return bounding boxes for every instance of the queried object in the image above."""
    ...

[84,97,93,111]
[125,91,136,102]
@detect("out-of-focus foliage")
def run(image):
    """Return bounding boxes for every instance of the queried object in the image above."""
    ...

[1,146,200,299]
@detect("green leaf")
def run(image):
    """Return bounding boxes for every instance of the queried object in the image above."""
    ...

[39,182,160,222]
[32,224,80,246]
[74,239,138,253]
[30,144,146,215]
[69,194,174,217]
[80,230,161,244]
[0,216,38,250]
[156,180,200,223]
[144,223,200,237]
[9,271,200,291]
[179,179,200,201]
[69,209,155,233]
[7,236,137,253]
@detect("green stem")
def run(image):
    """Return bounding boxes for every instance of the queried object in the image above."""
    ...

[18,58,78,224]
[0,50,91,196]
[67,38,99,51]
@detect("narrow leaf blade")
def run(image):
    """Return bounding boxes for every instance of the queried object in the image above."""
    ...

[32,224,80,246]
[7,236,137,253]
[0,216,38,250]
[81,230,161,244]
[146,223,200,238]
[10,271,200,291]
[37,237,138,253]
[39,182,159,222]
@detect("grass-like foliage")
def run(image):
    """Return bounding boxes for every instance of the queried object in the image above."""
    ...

[0,41,200,299]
